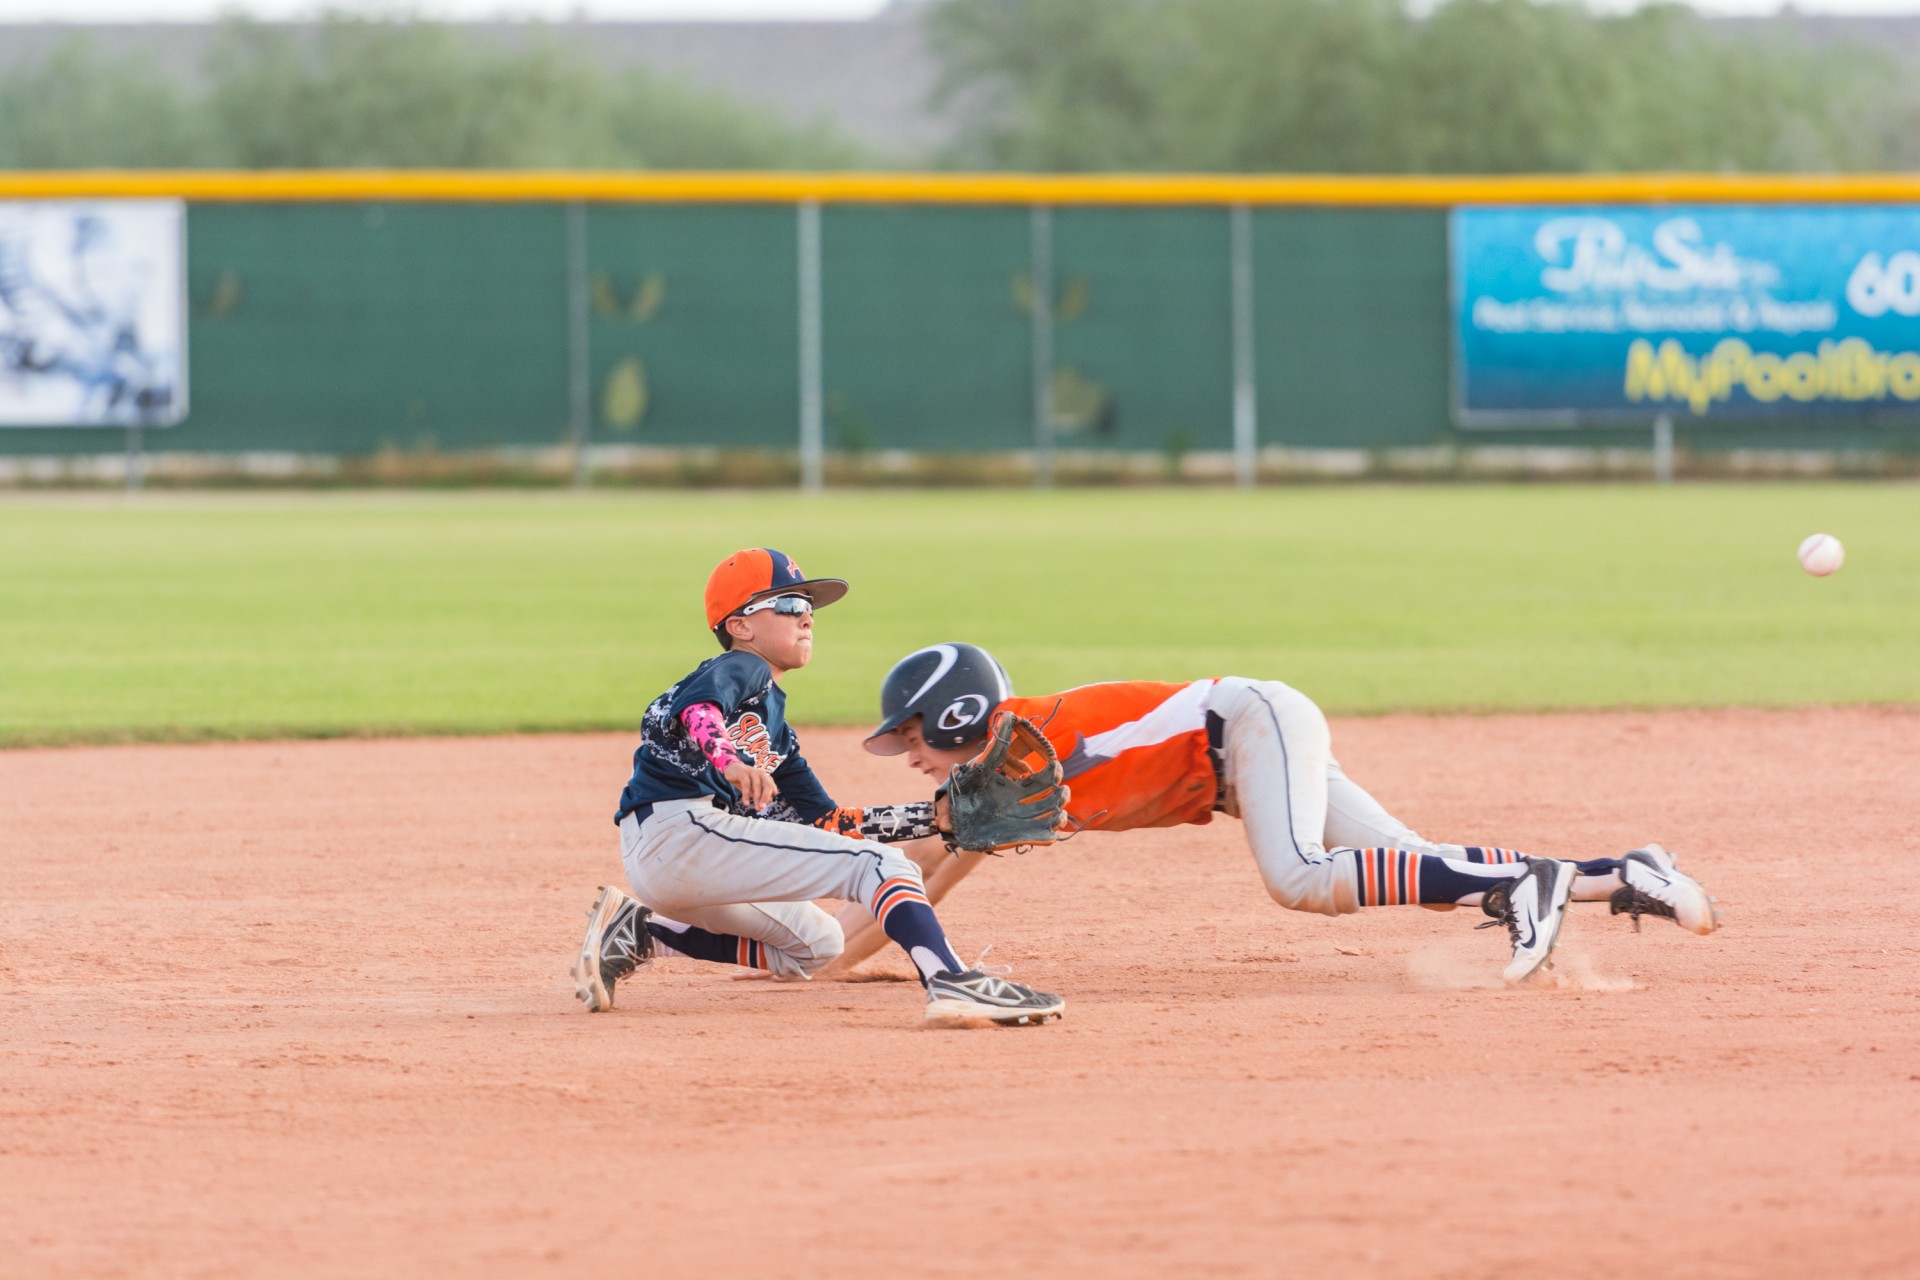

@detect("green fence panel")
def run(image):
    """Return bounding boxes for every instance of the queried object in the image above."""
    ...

[0,425,94,458]
[1659,416,1920,452]
[585,204,797,449]
[1050,207,1232,453]
[1254,208,1453,449]
[180,202,569,455]
[1472,408,1920,451]
[821,205,1031,452]
[5,199,1919,466]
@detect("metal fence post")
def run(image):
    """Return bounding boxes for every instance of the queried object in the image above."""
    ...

[1030,203,1054,488]
[1230,203,1257,488]
[565,201,590,489]
[797,200,824,493]
[124,422,144,491]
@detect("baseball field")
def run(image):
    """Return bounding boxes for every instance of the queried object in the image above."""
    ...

[4,484,1916,744]
[6,485,1918,1279]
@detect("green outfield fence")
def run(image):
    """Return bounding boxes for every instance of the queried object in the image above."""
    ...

[7,171,1920,484]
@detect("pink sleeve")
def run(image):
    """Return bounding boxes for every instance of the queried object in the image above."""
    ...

[679,703,740,771]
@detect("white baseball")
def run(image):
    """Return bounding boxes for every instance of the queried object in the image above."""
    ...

[1797,533,1845,577]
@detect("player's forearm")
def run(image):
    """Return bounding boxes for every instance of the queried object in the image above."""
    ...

[678,702,740,771]
[810,801,940,843]
[823,839,988,978]
[827,899,889,974]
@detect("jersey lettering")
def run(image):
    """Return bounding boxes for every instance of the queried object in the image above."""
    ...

[728,712,783,769]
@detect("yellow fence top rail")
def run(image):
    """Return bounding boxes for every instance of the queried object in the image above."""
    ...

[4,170,1920,205]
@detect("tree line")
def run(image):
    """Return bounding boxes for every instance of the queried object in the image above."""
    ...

[0,1,1907,172]
[927,0,1907,172]
[0,14,865,169]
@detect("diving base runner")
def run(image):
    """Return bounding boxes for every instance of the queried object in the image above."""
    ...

[838,644,1718,985]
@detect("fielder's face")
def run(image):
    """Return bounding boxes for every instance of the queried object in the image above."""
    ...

[734,602,813,673]
[898,719,978,779]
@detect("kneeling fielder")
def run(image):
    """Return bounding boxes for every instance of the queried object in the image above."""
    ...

[572,553,1063,1026]
[834,644,1718,984]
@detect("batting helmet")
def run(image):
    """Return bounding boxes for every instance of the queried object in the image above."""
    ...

[863,642,1012,756]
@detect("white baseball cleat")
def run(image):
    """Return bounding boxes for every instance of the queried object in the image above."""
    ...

[572,886,654,1012]
[924,968,1065,1026]
[1482,857,1576,984]
[1612,844,1721,936]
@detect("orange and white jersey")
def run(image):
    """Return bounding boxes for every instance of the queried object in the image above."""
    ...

[999,679,1220,833]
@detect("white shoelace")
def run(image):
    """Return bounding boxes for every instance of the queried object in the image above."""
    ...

[969,944,1013,978]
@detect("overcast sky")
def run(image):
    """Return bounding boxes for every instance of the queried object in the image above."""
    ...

[4,0,1919,23]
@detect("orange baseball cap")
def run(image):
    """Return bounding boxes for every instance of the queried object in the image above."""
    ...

[704,548,849,645]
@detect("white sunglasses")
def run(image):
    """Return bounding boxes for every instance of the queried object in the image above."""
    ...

[739,594,813,618]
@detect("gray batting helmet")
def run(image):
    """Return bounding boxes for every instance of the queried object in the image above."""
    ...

[862,642,1012,756]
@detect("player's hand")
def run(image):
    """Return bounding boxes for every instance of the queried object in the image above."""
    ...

[723,758,777,811]
[934,791,952,834]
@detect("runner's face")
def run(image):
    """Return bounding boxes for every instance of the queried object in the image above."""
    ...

[899,719,978,778]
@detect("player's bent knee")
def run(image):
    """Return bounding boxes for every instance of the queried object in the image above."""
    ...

[765,920,845,979]
[1261,870,1354,917]
[804,922,846,971]
[869,847,928,893]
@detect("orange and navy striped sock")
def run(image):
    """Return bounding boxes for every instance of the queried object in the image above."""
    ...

[869,876,962,984]
[1345,847,1526,907]
[645,918,769,970]
[1461,846,1527,865]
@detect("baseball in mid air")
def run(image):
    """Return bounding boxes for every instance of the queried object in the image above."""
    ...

[1797,533,1845,577]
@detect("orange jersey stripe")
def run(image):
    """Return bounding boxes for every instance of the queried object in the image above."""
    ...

[1000,680,1220,833]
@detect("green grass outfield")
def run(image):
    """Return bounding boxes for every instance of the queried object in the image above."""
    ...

[1,485,1912,746]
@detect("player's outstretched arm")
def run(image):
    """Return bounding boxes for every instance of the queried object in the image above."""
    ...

[822,838,991,977]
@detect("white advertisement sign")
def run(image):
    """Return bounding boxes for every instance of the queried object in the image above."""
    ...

[0,200,186,426]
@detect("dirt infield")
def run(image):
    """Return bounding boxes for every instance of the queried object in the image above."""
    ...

[6,708,1918,1279]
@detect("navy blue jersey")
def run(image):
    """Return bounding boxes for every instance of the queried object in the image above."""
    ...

[616,650,839,824]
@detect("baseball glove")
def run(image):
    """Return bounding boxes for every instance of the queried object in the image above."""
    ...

[938,712,1069,853]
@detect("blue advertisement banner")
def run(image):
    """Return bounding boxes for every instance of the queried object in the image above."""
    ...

[1452,205,1920,425]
